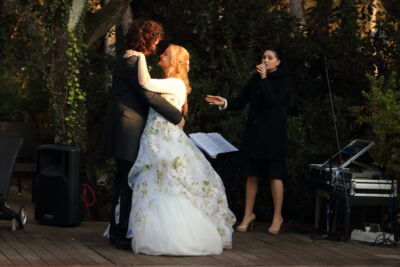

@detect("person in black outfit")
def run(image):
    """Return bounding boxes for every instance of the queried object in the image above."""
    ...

[205,49,292,235]
[103,19,184,249]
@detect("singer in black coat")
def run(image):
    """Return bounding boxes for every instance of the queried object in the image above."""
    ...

[205,48,292,235]
[227,69,291,162]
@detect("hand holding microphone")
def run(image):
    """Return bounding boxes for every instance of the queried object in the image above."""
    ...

[256,62,267,79]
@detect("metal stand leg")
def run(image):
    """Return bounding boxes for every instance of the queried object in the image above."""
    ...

[332,200,339,232]
[394,200,399,243]
[314,189,322,229]
[344,204,351,241]
[17,173,22,195]
[32,173,36,202]
[315,189,330,229]
[11,218,16,231]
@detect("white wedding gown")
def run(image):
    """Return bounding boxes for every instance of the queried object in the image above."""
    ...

[126,78,236,255]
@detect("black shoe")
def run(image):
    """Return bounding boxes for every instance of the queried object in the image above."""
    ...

[108,226,131,250]
[113,237,132,250]
[109,237,116,246]
[108,233,118,245]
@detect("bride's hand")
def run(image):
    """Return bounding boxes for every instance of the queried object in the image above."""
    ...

[124,49,144,58]
[205,95,225,107]
[177,117,185,129]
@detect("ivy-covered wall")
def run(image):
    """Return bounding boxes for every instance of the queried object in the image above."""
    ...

[44,0,87,146]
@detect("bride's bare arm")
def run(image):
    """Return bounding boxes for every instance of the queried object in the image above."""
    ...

[137,54,151,86]
[125,49,184,95]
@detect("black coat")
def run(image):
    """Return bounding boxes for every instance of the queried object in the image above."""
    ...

[227,69,292,160]
[103,55,183,162]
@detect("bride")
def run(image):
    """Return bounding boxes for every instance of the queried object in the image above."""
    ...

[125,44,236,256]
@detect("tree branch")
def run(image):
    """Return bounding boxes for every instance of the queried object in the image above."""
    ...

[84,0,131,47]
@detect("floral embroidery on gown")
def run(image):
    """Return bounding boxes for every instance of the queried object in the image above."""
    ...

[126,78,236,255]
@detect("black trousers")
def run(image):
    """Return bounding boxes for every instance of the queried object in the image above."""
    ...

[109,158,133,240]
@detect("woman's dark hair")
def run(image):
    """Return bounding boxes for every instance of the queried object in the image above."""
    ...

[125,19,164,54]
[265,48,282,60]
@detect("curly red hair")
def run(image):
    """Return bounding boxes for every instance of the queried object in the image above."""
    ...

[126,19,164,55]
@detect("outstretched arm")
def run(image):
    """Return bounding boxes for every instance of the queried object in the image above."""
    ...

[205,95,227,109]
[206,79,252,111]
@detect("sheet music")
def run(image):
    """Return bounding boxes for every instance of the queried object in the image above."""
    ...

[207,133,238,153]
[189,132,238,158]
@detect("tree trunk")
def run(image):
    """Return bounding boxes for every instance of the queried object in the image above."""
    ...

[104,0,117,95]
[84,0,131,47]
[49,8,68,143]
[121,3,133,35]
[289,0,306,26]
[104,0,117,57]
[103,0,132,56]
[311,0,333,33]
[103,0,132,89]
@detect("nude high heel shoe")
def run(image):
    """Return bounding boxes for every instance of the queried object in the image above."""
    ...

[268,217,283,235]
[236,214,256,232]
[267,228,280,235]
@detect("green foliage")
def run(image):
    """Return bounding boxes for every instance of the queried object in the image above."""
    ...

[44,0,88,146]
[0,1,48,124]
[63,28,87,145]
[352,72,400,177]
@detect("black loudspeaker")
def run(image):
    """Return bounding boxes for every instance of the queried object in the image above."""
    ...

[35,144,81,226]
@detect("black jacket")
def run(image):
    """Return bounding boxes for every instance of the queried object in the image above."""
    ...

[227,69,292,160]
[103,55,183,162]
